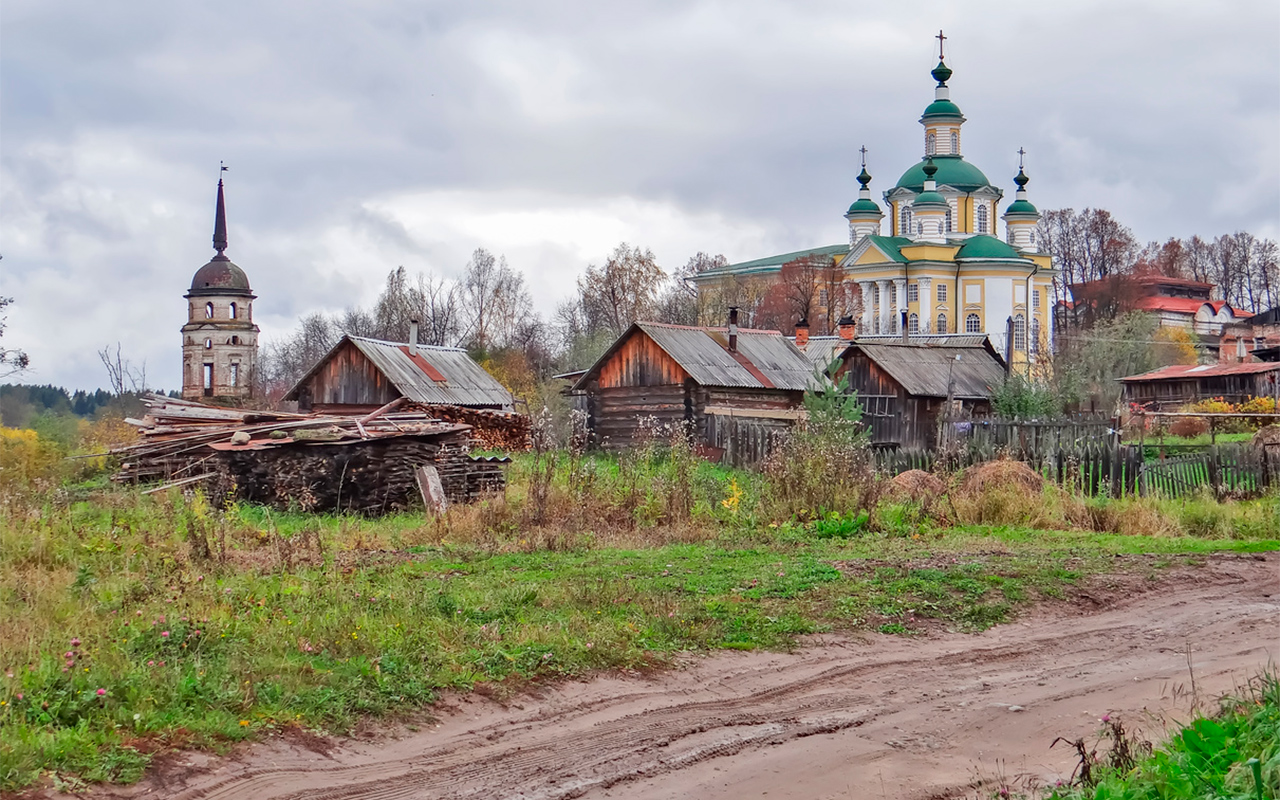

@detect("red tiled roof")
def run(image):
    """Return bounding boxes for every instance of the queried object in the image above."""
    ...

[1120,361,1280,382]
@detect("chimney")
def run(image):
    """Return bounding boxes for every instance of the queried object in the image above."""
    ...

[901,311,909,344]
[794,318,810,348]
[727,307,739,352]
[409,318,420,357]
[837,314,855,341]
[1237,336,1246,362]
[1004,316,1014,376]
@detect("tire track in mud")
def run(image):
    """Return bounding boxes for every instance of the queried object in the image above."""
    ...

[103,554,1278,800]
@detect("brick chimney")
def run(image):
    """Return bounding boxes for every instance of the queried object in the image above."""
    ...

[837,314,855,341]
[409,318,420,357]
[727,307,739,352]
[794,318,810,348]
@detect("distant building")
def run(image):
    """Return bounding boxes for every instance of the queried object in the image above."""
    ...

[284,331,514,414]
[1120,361,1280,409]
[1063,275,1252,348]
[181,179,259,401]
[689,37,1058,372]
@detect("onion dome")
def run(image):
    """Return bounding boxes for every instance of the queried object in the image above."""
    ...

[187,178,254,298]
[846,165,882,215]
[1004,166,1040,216]
[911,159,948,207]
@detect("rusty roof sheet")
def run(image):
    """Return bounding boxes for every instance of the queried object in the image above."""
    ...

[1118,361,1280,382]
[574,322,813,392]
[285,336,514,408]
[851,342,1007,399]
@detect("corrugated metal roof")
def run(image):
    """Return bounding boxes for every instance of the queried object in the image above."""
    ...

[285,336,514,408]
[1119,361,1280,382]
[853,334,991,348]
[852,342,1006,399]
[689,244,848,281]
[574,323,813,392]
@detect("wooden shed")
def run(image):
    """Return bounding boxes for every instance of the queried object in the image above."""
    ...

[1119,361,1280,409]
[834,335,1007,450]
[283,335,514,414]
[571,321,812,456]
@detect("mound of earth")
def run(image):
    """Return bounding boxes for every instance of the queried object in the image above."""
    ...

[887,469,946,501]
[959,459,1044,495]
[1252,424,1280,448]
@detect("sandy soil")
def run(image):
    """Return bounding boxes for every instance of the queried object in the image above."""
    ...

[78,553,1278,800]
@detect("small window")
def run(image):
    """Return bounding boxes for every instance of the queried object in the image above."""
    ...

[230,335,239,345]
[965,313,981,333]
[976,205,988,234]
[230,364,240,387]
[1033,289,1041,310]
[1030,318,1041,355]
[1029,231,1037,249]
[908,313,919,334]
[205,302,214,319]
[1013,314,1027,351]
[202,364,213,394]
[204,338,213,349]
[937,283,947,303]
[926,132,936,155]
[819,288,828,308]
[229,302,237,319]
[936,312,948,334]
[945,207,953,232]
[900,206,912,236]
[907,283,918,303]
[950,131,958,153]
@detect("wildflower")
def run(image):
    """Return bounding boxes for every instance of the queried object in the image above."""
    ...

[585,643,593,649]
[136,610,143,616]
[96,688,107,696]
[70,638,81,647]
[240,720,250,727]
[1101,714,1111,723]
[148,660,155,666]
[159,661,165,667]
[161,631,170,638]
[15,693,22,700]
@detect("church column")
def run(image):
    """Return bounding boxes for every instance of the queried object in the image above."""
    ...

[876,279,891,334]
[892,278,907,333]
[858,281,873,336]
[918,277,933,333]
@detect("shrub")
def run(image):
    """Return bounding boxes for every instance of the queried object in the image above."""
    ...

[1167,416,1208,438]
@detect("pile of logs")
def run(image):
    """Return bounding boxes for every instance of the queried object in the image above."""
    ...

[113,395,511,515]
[408,403,532,451]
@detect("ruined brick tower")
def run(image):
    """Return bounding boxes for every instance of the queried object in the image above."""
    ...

[181,177,259,401]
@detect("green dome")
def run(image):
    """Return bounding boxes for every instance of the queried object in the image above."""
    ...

[895,155,993,192]
[922,99,963,118]
[846,198,882,215]
[1003,199,1039,216]
[955,235,1024,260]
[912,190,948,207]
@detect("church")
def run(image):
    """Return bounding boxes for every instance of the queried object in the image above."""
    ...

[690,36,1057,371]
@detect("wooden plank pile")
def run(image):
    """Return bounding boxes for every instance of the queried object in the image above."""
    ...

[406,403,531,451]
[113,395,509,514]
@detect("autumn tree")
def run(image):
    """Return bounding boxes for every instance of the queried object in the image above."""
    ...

[754,254,843,334]
[577,243,666,338]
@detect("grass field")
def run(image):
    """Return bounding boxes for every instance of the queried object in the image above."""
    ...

[2,433,1279,792]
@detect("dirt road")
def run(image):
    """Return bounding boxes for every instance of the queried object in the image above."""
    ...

[98,554,1278,800]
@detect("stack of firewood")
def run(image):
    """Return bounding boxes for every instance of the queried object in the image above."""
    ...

[407,403,532,451]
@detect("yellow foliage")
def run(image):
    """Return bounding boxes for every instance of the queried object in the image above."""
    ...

[1152,327,1198,365]
[0,427,62,495]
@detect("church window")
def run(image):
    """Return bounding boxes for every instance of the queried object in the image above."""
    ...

[907,283,918,303]
[926,132,936,155]
[230,336,239,345]
[937,283,947,303]
[1033,289,1041,310]
[819,289,828,308]
[230,364,240,387]
[936,312,948,334]
[202,364,213,394]
[888,283,897,306]
[945,207,953,232]
[976,205,988,234]
[1013,314,1027,351]
[204,338,213,349]
[900,206,912,236]
[229,302,237,319]
[1029,231,1037,249]
[205,302,214,319]
[1030,318,1041,355]
[965,313,981,333]
[950,131,958,153]
[908,313,919,334]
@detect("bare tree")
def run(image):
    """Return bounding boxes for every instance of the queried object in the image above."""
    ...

[97,343,147,395]
[577,243,666,337]
[0,295,29,378]
[459,249,532,351]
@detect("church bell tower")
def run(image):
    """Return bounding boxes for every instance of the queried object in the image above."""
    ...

[181,175,259,401]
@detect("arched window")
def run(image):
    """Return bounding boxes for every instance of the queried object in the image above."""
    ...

[936,312,948,334]
[205,302,214,319]
[229,302,237,319]
[204,338,213,349]
[976,204,988,234]
[965,313,981,333]
[1013,314,1027,351]
[900,206,912,236]
[908,313,919,334]
[1030,318,1041,355]
[950,131,958,153]
[926,132,936,155]
[230,336,239,345]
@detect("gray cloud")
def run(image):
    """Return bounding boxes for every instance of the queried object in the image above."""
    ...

[2,0,1277,390]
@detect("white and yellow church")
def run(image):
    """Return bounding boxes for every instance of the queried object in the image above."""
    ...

[691,41,1057,370]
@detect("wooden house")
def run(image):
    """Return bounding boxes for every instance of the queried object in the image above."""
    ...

[833,335,1007,449]
[284,335,514,414]
[1119,361,1280,409]
[571,320,813,456]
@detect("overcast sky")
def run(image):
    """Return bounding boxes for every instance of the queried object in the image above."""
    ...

[2,0,1277,392]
